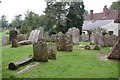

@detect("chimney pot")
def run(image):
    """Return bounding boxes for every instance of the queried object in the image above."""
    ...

[90,10,93,20]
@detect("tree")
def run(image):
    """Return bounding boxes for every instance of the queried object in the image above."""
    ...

[109,1,120,11]
[44,0,68,34]
[11,14,22,29]
[66,2,85,35]
[1,15,9,30]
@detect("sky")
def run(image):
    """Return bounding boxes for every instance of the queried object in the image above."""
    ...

[0,0,117,22]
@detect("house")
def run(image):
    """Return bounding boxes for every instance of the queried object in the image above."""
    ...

[82,6,120,36]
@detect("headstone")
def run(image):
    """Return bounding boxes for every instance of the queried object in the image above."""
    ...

[68,27,80,44]
[90,32,97,45]
[104,34,117,47]
[47,43,57,59]
[2,36,9,45]
[81,33,89,42]
[28,30,40,43]
[9,30,18,43]
[51,34,57,43]
[96,31,104,46]
[33,41,48,62]
[57,32,73,52]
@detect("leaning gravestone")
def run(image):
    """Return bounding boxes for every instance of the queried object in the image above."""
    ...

[57,32,73,52]
[47,43,57,59]
[2,36,9,45]
[9,30,18,43]
[33,41,48,62]
[28,30,40,43]
[107,30,120,60]
[107,38,120,59]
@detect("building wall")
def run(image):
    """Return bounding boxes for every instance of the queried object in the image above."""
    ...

[101,22,119,36]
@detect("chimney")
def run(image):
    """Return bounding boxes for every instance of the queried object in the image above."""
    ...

[103,5,108,16]
[90,10,93,20]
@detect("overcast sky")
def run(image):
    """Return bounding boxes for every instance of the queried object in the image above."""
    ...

[0,0,117,22]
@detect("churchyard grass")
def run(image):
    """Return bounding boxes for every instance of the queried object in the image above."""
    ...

[1,42,119,78]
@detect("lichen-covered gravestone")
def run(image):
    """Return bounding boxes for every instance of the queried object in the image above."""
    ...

[33,41,48,62]
[57,32,73,52]
[47,43,57,59]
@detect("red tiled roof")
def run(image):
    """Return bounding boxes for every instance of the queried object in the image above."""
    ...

[84,10,119,21]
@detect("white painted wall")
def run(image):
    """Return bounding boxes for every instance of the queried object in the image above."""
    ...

[101,22,119,36]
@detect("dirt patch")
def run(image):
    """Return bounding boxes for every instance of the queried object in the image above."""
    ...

[98,53,120,62]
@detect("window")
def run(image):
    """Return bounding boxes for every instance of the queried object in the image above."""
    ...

[108,31,113,35]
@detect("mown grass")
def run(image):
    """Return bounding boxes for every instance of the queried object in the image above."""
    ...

[1,42,119,78]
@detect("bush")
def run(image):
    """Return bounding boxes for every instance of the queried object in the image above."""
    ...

[85,45,91,50]
[93,45,100,50]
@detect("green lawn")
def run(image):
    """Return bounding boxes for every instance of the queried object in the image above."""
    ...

[1,42,119,78]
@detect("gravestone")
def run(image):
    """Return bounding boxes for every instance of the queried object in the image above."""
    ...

[68,27,80,44]
[51,34,57,43]
[81,33,89,42]
[108,39,120,59]
[96,31,104,46]
[33,41,48,62]
[28,30,40,43]
[90,32,97,45]
[104,34,117,47]
[57,32,73,52]
[47,43,57,59]
[2,36,9,45]
[9,30,18,43]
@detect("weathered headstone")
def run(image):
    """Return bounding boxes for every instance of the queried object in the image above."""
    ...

[68,27,80,44]
[9,30,18,43]
[28,30,40,43]
[104,34,117,47]
[33,41,48,62]
[47,43,57,59]
[81,33,89,42]
[57,32,73,52]
[90,32,97,45]
[2,36,9,45]
[96,31,104,46]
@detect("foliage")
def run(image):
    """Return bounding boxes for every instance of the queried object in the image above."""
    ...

[1,15,9,29]
[44,0,68,33]
[66,2,85,34]
[10,14,22,29]
[109,1,120,11]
